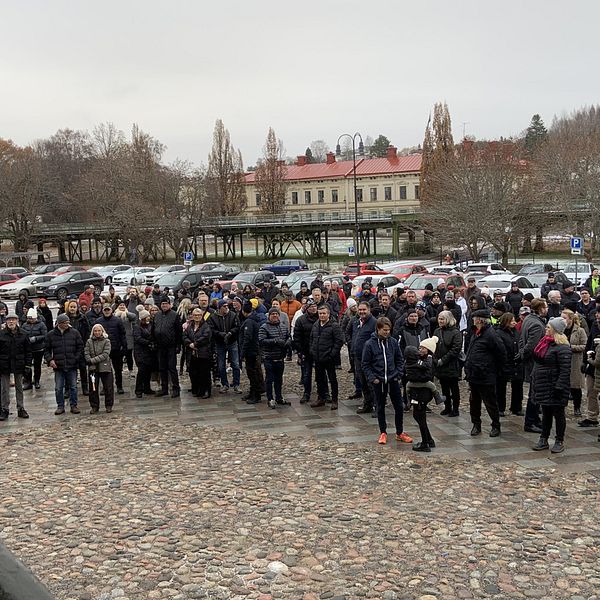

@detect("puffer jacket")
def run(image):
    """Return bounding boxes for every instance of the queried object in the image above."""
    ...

[361,332,404,384]
[183,320,212,360]
[309,319,344,365]
[293,312,318,356]
[95,315,127,353]
[21,319,48,353]
[84,335,112,373]
[519,313,546,383]
[404,346,433,383]
[258,321,290,361]
[464,323,506,386]
[565,324,587,389]
[208,310,240,346]
[531,342,572,406]
[153,309,182,348]
[239,312,266,360]
[44,326,84,371]
[394,322,429,353]
[0,327,32,374]
[133,322,157,368]
[341,308,358,347]
[69,313,91,343]
[349,315,377,358]
[433,325,462,379]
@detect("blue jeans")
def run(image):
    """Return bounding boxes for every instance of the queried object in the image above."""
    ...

[264,358,285,402]
[216,343,240,388]
[300,355,314,398]
[54,369,78,408]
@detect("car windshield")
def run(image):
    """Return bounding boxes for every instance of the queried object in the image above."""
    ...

[481,279,512,287]
[11,275,38,284]
[48,273,74,284]
[155,273,184,286]
[409,277,442,290]
[561,263,589,272]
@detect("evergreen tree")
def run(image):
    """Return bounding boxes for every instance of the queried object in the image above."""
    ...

[524,114,548,155]
[305,147,313,163]
[370,134,391,157]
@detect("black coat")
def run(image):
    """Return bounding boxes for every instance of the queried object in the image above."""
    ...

[37,305,54,331]
[0,327,32,374]
[505,291,524,316]
[433,325,462,379]
[464,323,506,386]
[208,310,240,346]
[293,312,318,356]
[239,312,265,359]
[44,326,84,371]
[95,315,127,353]
[184,320,212,360]
[69,313,91,343]
[531,343,572,406]
[394,322,429,353]
[404,346,434,383]
[496,326,522,381]
[20,319,48,353]
[349,315,377,358]
[133,322,157,368]
[309,319,344,364]
[153,309,182,348]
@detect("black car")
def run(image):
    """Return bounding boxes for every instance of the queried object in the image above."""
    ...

[36,271,104,301]
[229,270,278,288]
[32,263,72,275]
[153,271,207,296]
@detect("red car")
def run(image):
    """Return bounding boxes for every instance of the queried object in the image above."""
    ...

[342,263,389,279]
[390,264,429,281]
[0,274,19,287]
[405,274,466,299]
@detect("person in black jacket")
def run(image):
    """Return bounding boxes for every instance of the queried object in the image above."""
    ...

[0,314,32,420]
[184,307,213,398]
[208,299,241,394]
[259,308,291,408]
[66,300,91,396]
[579,310,600,427]
[495,312,524,416]
[36,297,54,332]
[465,308,506,437]
[309,305,344,409]
[153,296,183,398]
[433,310,463,417]
[294,300,318,404]
[96,305,128,395]
[349,302,377,414]
[21,308,47,391]
[44,313,84,414]
[239,302,265,404]
[505,282,524,317]
[133,310,158,398]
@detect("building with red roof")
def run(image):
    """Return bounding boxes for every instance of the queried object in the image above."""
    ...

[244,146,421,216]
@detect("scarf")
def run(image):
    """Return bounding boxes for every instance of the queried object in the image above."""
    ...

[534,335,554,359]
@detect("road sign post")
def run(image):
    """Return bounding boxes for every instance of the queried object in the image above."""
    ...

[182,251,194,269]
[570,236,584,256]
[348,246,355,257]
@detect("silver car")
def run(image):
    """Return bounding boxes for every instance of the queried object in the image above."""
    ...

[0,274,55,299]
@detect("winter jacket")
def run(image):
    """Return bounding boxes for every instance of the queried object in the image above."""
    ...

[208,310,240,346]
[37,305,54,332]
[464,323,506,386]
[349,315,377,358]
[183,320,213,360]
[69,313,91,343]
[0,327,32,374]
[258,286,279,308]
[239,312,265,360]
[258,321,290,361]
[495,326,522,381]
[115,310,137,350]
[531,342,572,406]
[133,322,157,368]
[540,281,561,299]
[325,294,341,321]
[309,319,344,365]
[433,325,462,379]
[464,295,487,352]
[444,299,462,329]
[21,319,47,353]
[44,326,84,371]
[576,299,596,330]
[361,332,404,384]
[153,309,182,348]
[505,290,524,316]
[95,315,127,354]
[565,324,587,389]
[84,336,113,373]
[404,346,433,383]
[341,308,358,347]
[293,312,318,356]
[519,313,546,383]
[394,322,429,353]
[584,275,600,296]
[86,307,103,327]
[464,286,481,302]
[280,298,302,323]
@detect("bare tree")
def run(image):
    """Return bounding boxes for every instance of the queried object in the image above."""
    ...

[254,127,287,214]
[309,139,330,163]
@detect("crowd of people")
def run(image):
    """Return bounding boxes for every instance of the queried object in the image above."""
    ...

[1,269,599,453]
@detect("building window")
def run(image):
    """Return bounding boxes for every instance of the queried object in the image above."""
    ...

[255,193,261,207]
[332,189,339,203]
[415,185,420,200]
[384,186,392,200]
[318,212,325,220]
[399,185,407,200]
[356,188,363,202]
[305,191,311,204]
[291,191,298,205]
[318,190,325,203]
[370,187,377,201]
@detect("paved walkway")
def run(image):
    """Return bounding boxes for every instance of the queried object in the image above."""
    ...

[2,369,599,476]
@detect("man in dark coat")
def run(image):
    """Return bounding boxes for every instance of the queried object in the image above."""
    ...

[293,299,318,404]
[540,273,561,299]
[208,299,242,393]
[0,314,32,420]
[505,282,524,317]
[349,301,377,414]
[464,309,506,437]
[96,305,128,395]
[153,296,182,398]
[239,301,266,404]
[45,313,84,414]
[133,310,157,397]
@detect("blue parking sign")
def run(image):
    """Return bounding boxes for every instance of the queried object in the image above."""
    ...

[183,251,194,261]
[570,236,583,255]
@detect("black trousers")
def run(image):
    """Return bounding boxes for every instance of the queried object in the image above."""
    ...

[570,388,582,411]
[189,355,212,397]
[110,350,123,389]
[23,351,44,385]
[315,361,338,401]
[244,354,263,400]
[135,363,153,395]
[373,379,404,434]
[496,378,524,414]
[541,405,566,441]
[412,402,434,444]
[439,377,460,413]
[469,383,500,429]
[158,346,180,394]
[88,371,114,409]
[354,355,373,409]
[124,348,134,371]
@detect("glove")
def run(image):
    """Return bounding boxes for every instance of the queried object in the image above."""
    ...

[29,337,36,343]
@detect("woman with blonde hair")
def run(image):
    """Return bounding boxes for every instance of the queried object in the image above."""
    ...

[432,310,462,417]
[84,323,114,413]
[561,309,587,417]
[114,301,137,376]
[177,298,193,375]
[531,317,572,453]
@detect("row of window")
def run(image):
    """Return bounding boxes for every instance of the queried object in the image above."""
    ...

[255,185,419,206]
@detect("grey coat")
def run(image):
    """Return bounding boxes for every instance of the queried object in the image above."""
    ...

[519,313,546,383]
[84,336,113,373]
[116,310,137,350]
[566,324,587,389]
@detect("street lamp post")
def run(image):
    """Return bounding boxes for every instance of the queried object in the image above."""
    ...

[336,133,364,278]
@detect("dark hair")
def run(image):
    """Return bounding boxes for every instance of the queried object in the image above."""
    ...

[358,301,370,309]
[530,298,547,314]
[317,305,330,313]
[376,316,392,330]
[498,312,515,328]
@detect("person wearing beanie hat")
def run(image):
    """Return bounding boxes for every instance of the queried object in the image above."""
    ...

[404,336,446,407]
[346,297,357,309]
[464,305,506,438]
[239,299,266,404]
[21,306,48,390]
[530,315,572,453]
[0,310,32,420]
[541,272,561,299]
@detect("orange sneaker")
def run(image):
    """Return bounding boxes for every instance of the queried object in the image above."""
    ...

[378,432,387,445]
[396,432,413,443]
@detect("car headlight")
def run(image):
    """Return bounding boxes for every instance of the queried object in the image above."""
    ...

[48,285,57,289]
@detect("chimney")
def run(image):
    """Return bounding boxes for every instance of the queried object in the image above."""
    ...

[386,145,397,159]
[296,155,307,166]
[326,152,336,165]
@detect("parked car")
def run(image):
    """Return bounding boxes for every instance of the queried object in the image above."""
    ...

[32,263,71,275]
[153,271,207,296]
[527,271,570,291]
[558,262,595,288]
[464,262,507,275]
[112,267,156,286]
[145,264,186,285]
[429,265,464,275]
[94,265,132,285]
[261,259,308,276]
[477,275,541,298]
[285,269,331,294]
[191,262,228,272]
[516,263,556,276]
[389,264,429,281]
[406,274,466,298]
[227,270,278,289]
[36,271,104,301]
[351,274,403,295]
[0,274,55,299]
[342,263,389,278]
[47,265,87,277]
[0,267,31,279]
[0,274,19,287]
[192,265,241,280]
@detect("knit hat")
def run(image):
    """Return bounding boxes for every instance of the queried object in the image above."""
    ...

[268,307,280,315]
[346,298,357,308]
[493,302,507,312]
[420,336,438,354]
[56,313,70,324]
[145,296,155,306]
[480,286,490,296]
[217,299,229,309]
[250,298,259,310]
[300,281,308,288]
[437,278,445,286]
[548,317,567,334]
[5,312,18,320]
[445,291,454,301]
[493,289,504,296]
[416,301,427,310]
[523,293,534,302]
[139,310,150,320]
[563,280,575,289]
[160,296,171,304]
[424,283,434,291]
[27,308,38,319]
[519,306,531,315]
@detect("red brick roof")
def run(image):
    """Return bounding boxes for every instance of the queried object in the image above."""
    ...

[244,154,421,183]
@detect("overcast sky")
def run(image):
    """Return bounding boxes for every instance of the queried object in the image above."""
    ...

[2,0,599,166]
